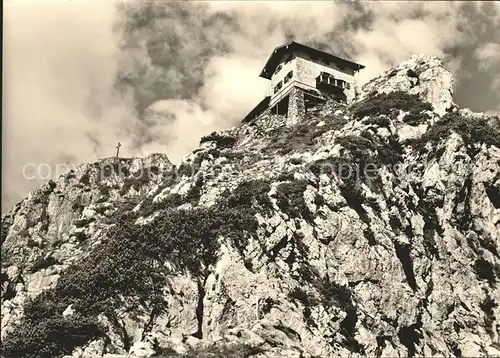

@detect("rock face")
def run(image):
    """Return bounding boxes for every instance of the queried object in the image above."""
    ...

[359,54,455,116]
[1,56,499,358]
[1,154,173,339]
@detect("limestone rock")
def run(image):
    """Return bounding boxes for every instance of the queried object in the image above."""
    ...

[358,54,455,115]
[1,55,499,358]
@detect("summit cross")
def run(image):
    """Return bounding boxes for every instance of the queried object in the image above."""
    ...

[116,142,121,158]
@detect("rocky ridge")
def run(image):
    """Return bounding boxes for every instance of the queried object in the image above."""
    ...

[1,55,499,358]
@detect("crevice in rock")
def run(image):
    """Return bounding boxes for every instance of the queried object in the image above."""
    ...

[284,235,299,267]
[39,206,51,233]
[110,315,131,352]
[363,227,377,246]
[1,280,17,301]
[381,315,397,327]
[375,335,391,357]
[312,278,366,354]
[192,277,206,339]
[219,296,237,322]
[348,278,380,287]
[267,234,289,262]
[29,255,59,273]
[414,188,443,258]
[473,258,497,284]
[141,307,160,341]
[339,306,364,354]
[478,233,498,257]
[480,294,497,335]
[354,204,376,246]
[422,270,434,312]
[404,222,414,238]
[397,316,423,357]
[389,215,402,234]
[449,342,462,357]
[273,324,302,342]
[102,333,112,355]
[393,241,418,291]
[407,69,420,86]
[485,185,500,209]
[422,219,439,258]
[453,174,474,231]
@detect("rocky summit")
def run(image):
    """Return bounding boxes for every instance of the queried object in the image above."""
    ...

[1,55,499,358]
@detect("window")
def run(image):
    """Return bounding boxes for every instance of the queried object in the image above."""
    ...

[275,63,283,75]
[320,72,333,81]
[284,70,293,84]
[345,82,351,89]
[274,81,283,93]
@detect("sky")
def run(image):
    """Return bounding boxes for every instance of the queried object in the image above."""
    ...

[2,0,500,212]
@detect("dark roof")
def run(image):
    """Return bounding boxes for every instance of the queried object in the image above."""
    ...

[259,41,365,79]
[242,96,270,123]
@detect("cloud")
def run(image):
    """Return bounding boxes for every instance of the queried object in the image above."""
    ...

[3,0,500,211]
[199,56,268,120]
[138,100,218,163]
[353,2,466,83]
[475,42,500,71]
[3,1,139,211]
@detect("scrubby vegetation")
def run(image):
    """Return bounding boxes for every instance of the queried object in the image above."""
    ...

[309,134,403,181]
[79,173,90,185]
[351,91,432,119]
[29,255,59,273]
[274,180,314,222]
[276,171,297,182]
[2,179,273,358]
[363,115,390,127]
[264,114,349,155]
[308,135,380,203]
[177,147,243,179]
[96,159,132,181]
[403,107,431,126]
[138,192,185,219]
[288,286,311,306]
[1,218,11,245]
[184,175,205,206]
[408,112,500,154]
[307,133,404,244]
[177,162,193,177]
[309,154,368,214]
[200,132,237,149]
[336,135,377,160]
[119,166,160,195]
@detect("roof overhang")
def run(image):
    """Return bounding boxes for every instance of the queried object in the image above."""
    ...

[259,41,365,80]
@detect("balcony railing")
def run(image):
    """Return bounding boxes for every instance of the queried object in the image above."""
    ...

[316,73,350,91]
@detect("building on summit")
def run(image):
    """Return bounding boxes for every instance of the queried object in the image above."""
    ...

[243,41,365,123]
